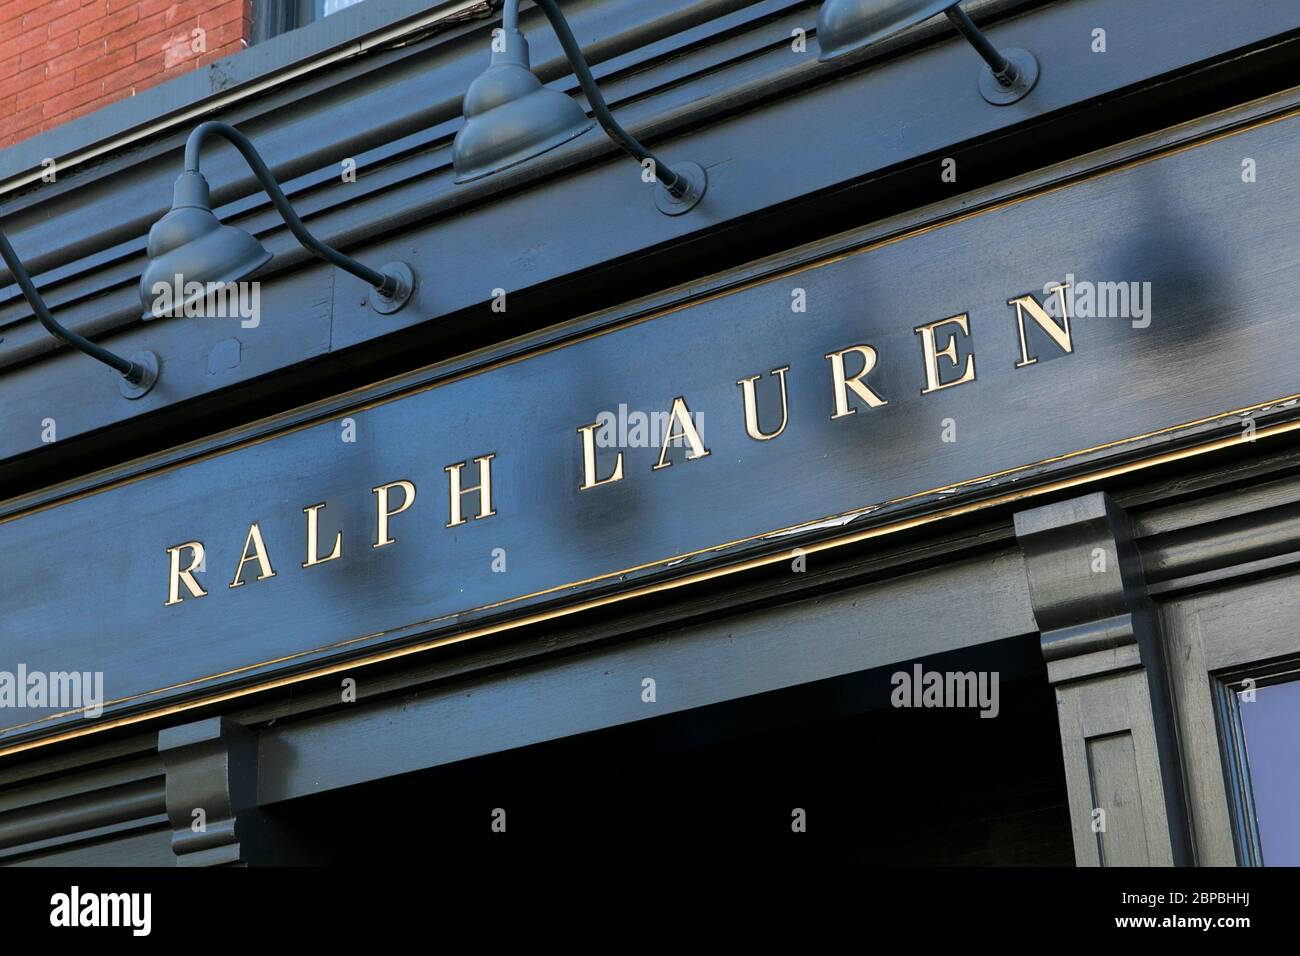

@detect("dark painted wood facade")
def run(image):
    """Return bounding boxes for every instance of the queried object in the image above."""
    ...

[2,0,1300,866]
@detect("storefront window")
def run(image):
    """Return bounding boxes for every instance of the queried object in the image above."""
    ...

[1237,677,1300,865]
[319,0,368,16]
[252,0,368,43]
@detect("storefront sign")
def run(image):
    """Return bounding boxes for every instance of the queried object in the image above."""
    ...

[161,283,1075,608]
[4,109,1300,745]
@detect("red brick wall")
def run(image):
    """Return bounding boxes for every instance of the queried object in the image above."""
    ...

[0,1,251,149]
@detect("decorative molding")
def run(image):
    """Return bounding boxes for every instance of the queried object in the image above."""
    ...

[0,745,167,864]
[157,717,265,866]
[1016,494,1145,685]
[1141,495,1300,596]
[1015,492,1193,866]
[0,778,164,859]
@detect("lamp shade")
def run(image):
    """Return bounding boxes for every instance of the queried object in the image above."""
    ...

[139,171,272,320]
[452,27,594,183]
[817,0,957,61]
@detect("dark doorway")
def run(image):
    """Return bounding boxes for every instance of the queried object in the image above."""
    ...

[269,634,1073,865]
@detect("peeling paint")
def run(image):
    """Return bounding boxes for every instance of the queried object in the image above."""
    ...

[764,506,881,539]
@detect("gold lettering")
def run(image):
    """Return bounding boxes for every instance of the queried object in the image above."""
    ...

[577,423,624,490]
[229,523,276,589]
[1009,283,1072,368]
[915,314,976,394]
[165,541,207,606]
[445,455,497,527]
[302,502,343,568]
[737,366,791,441]
[653,397,710,471]
[372,480,416,548]
[824,346,888,419]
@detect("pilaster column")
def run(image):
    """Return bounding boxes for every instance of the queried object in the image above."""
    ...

[1014,492,1192,866]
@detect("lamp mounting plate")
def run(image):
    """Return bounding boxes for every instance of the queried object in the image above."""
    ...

[369,261,416,315]
[118,350,160,400]
[655,162,708,216]
[979,48,1039,105]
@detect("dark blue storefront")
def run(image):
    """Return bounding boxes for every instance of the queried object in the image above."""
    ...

[1,0,1299,871]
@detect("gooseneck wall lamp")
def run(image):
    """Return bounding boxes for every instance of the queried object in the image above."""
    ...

[0,227,160,398]
[141,121,416,321]
[453,0,707,215]
[817,0,1039,105]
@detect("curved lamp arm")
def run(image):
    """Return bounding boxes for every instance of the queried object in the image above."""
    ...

[942,2,1038,105]
[185,122,407,300]
[0,226,155,389]
[944,5,1016,85]
[511,0,705,207]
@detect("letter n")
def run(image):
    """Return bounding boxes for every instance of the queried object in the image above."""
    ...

[1009,283,1072,368]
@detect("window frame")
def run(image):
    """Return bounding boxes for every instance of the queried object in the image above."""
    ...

[1161,559,1300,867]
[1214,661,1300,866]
[251,0,339,45]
